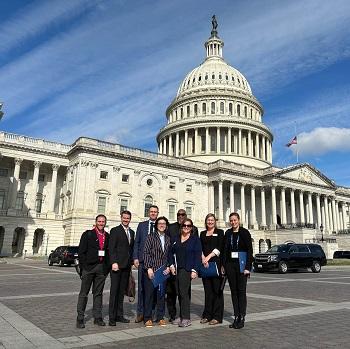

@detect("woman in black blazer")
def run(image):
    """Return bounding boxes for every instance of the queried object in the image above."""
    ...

[170,218,201,328]
[222,212,253,329]
[143,216,172,327]
[200,213,224,325]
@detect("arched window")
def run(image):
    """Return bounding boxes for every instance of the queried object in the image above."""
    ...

[144,195,153,217]
[187,105,190,117]
[220,102,224,114]
[0,190,5,209]
[244,106,247,117]
[202,103,206,115]
[198,75,202,82]
[35,193,43,213]
[211,102,215,114]
[212,74,215,80]
[250,109,253,118]
[194,104,198,116]
[205,74,208,81]
[180,108,183,119]
[219,74,222,80]
[237,104,241,117]
[15,191,24,210]
[229,103,233,115]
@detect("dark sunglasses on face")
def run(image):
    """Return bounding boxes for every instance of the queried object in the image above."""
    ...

[177,213,186,216]
[183,224,192,228]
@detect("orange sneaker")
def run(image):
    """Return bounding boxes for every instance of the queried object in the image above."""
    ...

[158,319,167,326]
[144,320,153,328]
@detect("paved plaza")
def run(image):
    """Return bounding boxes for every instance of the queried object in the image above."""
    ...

[0,258,349,349]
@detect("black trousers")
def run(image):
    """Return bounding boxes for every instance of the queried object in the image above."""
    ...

[225,259,248,317]
[176,269,191,320]
[109,267,130,320]
[143,270,166,322]
[166,275,177,319]
[202,276,224,322]
[77,263,106,320]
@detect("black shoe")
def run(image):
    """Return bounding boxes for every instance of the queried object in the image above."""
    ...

[94,318,106,326]
[116,316,130,323]
[236,316,245,329]
[76,319,85,329]
[229,316,240,329]
[109,320,116,326]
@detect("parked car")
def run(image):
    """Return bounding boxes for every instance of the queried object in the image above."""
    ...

[253,243,327,273]
[333,251,350,259]
[48,246,79,266]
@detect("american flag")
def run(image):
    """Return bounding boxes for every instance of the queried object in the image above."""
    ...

[286,136,297,147]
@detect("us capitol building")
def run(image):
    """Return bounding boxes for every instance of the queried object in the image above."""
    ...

[0,20,349,258]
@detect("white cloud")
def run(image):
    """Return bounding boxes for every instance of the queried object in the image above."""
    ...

[292,127,350,156]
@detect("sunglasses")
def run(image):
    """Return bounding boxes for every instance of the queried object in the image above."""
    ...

[183,224,192,228]
[177,213,186,216]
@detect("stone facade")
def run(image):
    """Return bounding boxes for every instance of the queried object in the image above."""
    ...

[0,23,349,258]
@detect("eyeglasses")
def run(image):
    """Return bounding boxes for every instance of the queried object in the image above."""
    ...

[182,224,192,228]
[177,213,186,216]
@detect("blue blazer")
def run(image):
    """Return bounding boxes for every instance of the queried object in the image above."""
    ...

[133,220,151,263]
[171,234,202,273]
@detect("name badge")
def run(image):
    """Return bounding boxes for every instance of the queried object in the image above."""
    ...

[98,250,105,257]
[212,234,218,237]
[231,252,238,259]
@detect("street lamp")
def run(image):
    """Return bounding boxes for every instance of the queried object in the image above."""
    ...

[320,224,324,242]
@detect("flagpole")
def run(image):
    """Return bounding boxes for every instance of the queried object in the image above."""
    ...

[295,121,299,164]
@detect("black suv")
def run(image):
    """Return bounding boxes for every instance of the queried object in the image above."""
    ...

[333,251,350,259]
[253,243,327,273]
[48,246,79,266]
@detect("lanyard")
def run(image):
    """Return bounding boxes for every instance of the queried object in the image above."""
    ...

[230,231,239,251]
[94,227,105,247]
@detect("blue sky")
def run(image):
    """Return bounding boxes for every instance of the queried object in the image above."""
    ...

[0,0,350,186]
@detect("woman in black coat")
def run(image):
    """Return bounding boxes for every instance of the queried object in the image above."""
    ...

[200,213,224,325]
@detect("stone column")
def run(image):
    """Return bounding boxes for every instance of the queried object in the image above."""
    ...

[271,185,277,227]
[229,181,234,213]
[48,164,60,214]
[175,132,180,157]
[262,136,266,160]
[206,127,210,154]
[331,198,337,232]
[248,130,252,156]
[251,185,257,228]
[260,187,266,227]
[255,133,259,158]
[216,127,221,153]
[10,158,23,208]
[218,180,224,222]
[316,194,321,229]
[336,201,341,232]
[209,182,215,213]
[169,135,173,156]
[308,192,314,225]
[194,128,199,154]
[240,183,246,225]
[290,189,296,225]
[30,161,41,211]
[281,187,287,225]
[163,138,167,155]
[328,199,333,232]
[238,129,242,155]
[184,130,188,156]
[233,131,238,154]
[227,128,232,153]
[299,191,305,224]
[324,196,330,232]
[342,202,347,232]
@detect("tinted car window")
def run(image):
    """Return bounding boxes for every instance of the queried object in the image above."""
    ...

[310,245,324,254]
[298,246,310,253]
[289,246,299,253]
[267,245,289,253]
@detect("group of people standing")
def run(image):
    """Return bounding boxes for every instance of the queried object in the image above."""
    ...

[76,206,253,330]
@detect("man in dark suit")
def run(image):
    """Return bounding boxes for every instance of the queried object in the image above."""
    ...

[133,205,159,323]
[108,210,135,325]
[76,214,110,329]
[166,209,198,322]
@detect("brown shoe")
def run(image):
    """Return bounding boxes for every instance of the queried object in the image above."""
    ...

[158,319,167,326]
[209,319,220,325]
[145,320,153,328]
[135,314,143,323]
[200,318,209,324]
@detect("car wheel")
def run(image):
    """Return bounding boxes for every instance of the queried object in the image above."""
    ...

[278,261,288,274]
[311,260,321,273]
[48,258,53,266]
[58,259,64,267]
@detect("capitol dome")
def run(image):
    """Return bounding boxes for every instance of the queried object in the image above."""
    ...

[157,18,273,169]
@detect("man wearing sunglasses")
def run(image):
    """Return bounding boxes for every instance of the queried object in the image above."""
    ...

[166,209,198,322]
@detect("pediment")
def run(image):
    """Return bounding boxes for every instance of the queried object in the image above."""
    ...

[277,164,334,188]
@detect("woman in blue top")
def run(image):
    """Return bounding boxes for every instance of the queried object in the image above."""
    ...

[170,218,201,327]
